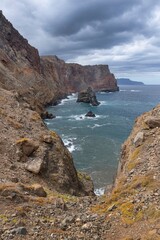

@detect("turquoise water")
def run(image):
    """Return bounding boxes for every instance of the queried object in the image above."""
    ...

[45,85,160,193]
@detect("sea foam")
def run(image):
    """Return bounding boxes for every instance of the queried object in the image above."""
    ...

[94,187,105,196]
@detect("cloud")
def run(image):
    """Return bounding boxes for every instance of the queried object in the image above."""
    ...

[0,0,160,83]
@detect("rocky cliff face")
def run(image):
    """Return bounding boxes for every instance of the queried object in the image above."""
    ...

[0,11,118,107]
[0,12,160,240]
[41,55,118,95]
[0,12,99,196]
[0,12,118,195]
[94,104,160,239]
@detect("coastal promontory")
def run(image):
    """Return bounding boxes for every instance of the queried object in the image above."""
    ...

[0,11,159,240]
[117,78,144,85]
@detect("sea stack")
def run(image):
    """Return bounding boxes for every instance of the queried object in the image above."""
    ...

[77,87,100,106]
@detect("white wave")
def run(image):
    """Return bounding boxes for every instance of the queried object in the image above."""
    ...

[45,121,51,125]
[59,99,68,106]
[94,187,105,196]
[68,144,76,152]
[130,90,141,92]
[59,94,77,106]
[67,113,106,121]
[94,114,106,119]
[120,89,127,92]
[68,114,85,121]
[92,124,102,128]
[85,114,106,120]
[63,137,81,153]
[89,123,110,129]
[63,139,75,152]
[100,101,107,105]
[68,93,77,100]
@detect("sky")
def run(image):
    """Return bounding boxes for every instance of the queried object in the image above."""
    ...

[0,0,160,84]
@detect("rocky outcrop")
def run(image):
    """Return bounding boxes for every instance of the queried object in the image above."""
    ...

[85,111,96,117]
[94,104,160,239]
[77,87,100,106]
[0,88,95,196]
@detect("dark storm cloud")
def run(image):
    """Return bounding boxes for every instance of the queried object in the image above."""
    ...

[0,0,160,83]
[45,0,140,36]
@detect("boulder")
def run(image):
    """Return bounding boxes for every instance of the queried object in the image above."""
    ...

[25,158,44,174]
[25,184,47,197]
[41,111,56,119]
[85,111,96,117]
[77,87,100,106]
[32,184,47,197]
[133,131,144,147]
[145,117,160,128]
[16,138,39,160]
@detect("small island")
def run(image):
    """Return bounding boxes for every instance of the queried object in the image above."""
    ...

[117,78,144,85]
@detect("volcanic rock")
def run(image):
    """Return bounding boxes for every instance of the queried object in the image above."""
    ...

[85,111,96,117]
[144,116,160,128]
[77,87,100,106]
[41,111,56,119]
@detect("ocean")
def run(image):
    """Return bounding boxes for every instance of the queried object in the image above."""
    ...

[45,85,160,194]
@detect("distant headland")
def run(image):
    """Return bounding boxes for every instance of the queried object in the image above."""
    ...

[117,78,144,85]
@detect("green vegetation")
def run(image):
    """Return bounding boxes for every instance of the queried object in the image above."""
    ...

[77,171,91,181]
[119,201,143,225]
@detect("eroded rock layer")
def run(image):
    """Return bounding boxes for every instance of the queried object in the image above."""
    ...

[94,104,160,239]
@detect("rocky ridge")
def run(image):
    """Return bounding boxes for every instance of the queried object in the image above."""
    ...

[92,104,160,239]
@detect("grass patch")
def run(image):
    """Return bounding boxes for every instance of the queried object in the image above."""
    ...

[127,159,140,171]
[130,146,141,161]
[119,201,143,225]
[131,174,157,190]
[0,214,8,223]
[145,206,160,220]
[16,138,30,144]
[50,131,59,140]
[77,172,91,181]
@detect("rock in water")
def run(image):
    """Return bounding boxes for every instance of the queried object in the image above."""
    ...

[77,87,100,106]
[41,111,56,119]
[85,111,96,117]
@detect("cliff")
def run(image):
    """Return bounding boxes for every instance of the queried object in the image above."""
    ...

[0,12,159,240]
[0,10,118,109]
[0,11,99,197]
[94,104,160,239]
[41,55,118,94]
[0,11,118,197]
